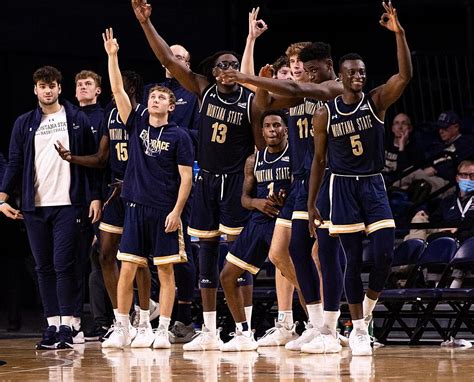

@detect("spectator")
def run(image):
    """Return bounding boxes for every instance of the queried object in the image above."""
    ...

[383,113,422,183]
[404,160,474,243]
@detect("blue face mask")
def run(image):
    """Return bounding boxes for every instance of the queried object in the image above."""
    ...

[459,179,474,193]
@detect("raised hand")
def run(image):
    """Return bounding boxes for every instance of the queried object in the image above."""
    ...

[102,28,119,55]
[248,7,268,40]
[380,1,403,33]
[258,64,274,78]
[54,140,72,162]
[131,0,152,23]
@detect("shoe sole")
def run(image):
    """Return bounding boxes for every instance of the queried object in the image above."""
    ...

[84,337,100,341]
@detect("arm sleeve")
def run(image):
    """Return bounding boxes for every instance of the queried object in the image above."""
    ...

[176,130,194,167]
[0,118,24,195]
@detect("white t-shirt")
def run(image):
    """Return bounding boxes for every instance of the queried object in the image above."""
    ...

[34,106,72,207]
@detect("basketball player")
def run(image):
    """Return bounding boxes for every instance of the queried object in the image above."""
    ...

[220,110,291,351]
[307,1,412,356]
[100,28,193,349]
[132,0,264,351]
[0,65,102,349]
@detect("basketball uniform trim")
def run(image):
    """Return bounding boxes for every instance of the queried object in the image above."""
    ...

[329,222,366,234]
[334,94,365,116]
[116,251,148,267]
[226,253,260,275]
[365,219,396,234]
[99,222,123,235]
[275,218,292,228]
[219,223,244,236]
[187,227,221,239]
[292,211,308,221]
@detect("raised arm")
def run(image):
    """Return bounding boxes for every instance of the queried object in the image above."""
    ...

[370,1,412,114]
[240,7,268,92]
[241,154,280,218]
[103,28,132,125]
[307,106,329,237]
[131,0,208,97]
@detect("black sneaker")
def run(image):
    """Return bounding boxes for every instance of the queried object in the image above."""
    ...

[36,326,58,350]
[56,325,74,349]
[84,325,109,342]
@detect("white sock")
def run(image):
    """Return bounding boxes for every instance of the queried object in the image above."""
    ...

[47,316,60,328]
[117,313,130,329]
[363,296,377,318]
[236,322,244,332]
[139,309,150,326]
[113,309,119,321]
[71,317,81,331]
[203,311,217,335]
[244,306,253,327]
[60,316,73,328]
[307,303,324,327]
[323,310,340,335]
[352,318,367,332]
[277,310,294,326]
[159,316,171,331]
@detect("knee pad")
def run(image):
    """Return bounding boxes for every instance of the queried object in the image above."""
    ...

[198,241,219,289]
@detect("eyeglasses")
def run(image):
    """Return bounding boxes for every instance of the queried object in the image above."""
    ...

[215,61,240,70]
[458,172,474,180]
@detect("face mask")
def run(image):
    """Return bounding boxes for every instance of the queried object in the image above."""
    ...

[458,179,474,193]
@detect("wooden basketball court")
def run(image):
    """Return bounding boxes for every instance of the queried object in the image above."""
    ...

[0,338,473,380]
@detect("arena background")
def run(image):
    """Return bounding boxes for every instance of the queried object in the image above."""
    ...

[1,0,473,156]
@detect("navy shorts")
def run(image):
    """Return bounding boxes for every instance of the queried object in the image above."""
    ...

[118,201,187,267]
[99,188,125,235]
[226,219,275,274]
[276,179,298,229]
[329,173,395,235]
[188,170,250,238]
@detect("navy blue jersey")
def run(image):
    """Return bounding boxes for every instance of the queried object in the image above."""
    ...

[121,108,194,210]
[102,104,147,181]
[326,94,385,175]
[288,98,319,177]
[198,84,254,174]
[252,144,291,223]
[81,103,104,147]
[143,79,200,155]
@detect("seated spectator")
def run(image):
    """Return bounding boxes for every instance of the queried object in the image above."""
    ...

[400,110,474,195]
[404,160,474,243]
[383,113,422,184]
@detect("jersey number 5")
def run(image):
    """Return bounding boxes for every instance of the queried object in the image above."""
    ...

[115,142,128,161]
[350,134,364,156]
[211,122,228,144]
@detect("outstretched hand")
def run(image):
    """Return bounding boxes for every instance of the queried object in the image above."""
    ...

[217,69,246,85]
[102,28,119,55]
[248,7,268,40]
[54,140,72,162]
[380,1,403,33]
[131,0,152,23]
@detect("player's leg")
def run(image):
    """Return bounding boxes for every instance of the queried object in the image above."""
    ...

[152,263,176,349]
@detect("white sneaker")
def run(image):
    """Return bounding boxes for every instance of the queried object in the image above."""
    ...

[129,325,137,340]
[131,324,154,348]
[220,330,258,352]
[338,332,350,347]
[349,328,372,356]
[149,299,160,322]
[72,329,85,344]
[285,322,320,351]
[101,323,131,349]
[301,332,342,354]
[183,326,223,351]
[153,326,171,349]
[131,305,140,328]
[257,321,298,347]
